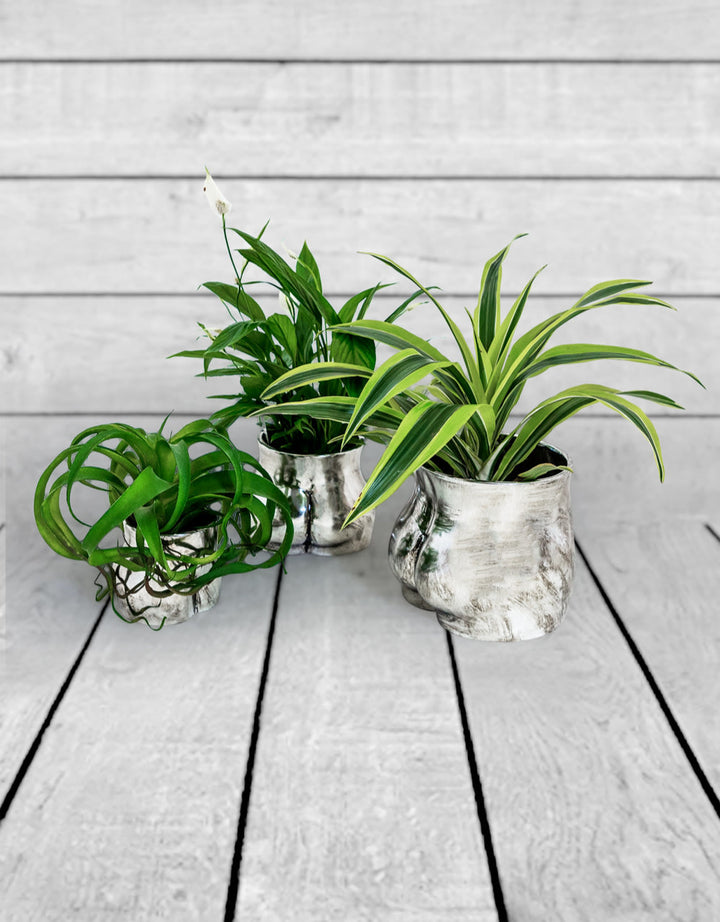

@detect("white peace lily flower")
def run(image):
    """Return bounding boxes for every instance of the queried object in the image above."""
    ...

[281,243,298,261]
[278,292,294,312]
[203,169,232,216]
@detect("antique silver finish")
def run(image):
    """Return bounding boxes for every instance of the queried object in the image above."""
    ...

[258,438,374,556]
[389,446,574,641]
[114,524,221,628]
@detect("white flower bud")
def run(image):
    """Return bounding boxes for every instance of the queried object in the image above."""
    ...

[203,169,232,216]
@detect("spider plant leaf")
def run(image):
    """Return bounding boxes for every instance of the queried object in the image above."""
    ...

[261,362,374,401]
[330,319,449,362]
[342,350,453,446]
[344,401,487,525]
[383,286,434,324]
[574,278,652,307]
[516,463,572,481]
[82,466,175,559]
[474,234,527,351]
[521,343,704,386]
[253,395,404,429]
[488,265,546,367]
[620,389,686,409]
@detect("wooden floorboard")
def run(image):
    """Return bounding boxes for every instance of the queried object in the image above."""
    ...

[453,554,720,921]
[236,496,497,922]
[578,519,720,794]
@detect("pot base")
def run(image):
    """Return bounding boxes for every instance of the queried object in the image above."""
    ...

[114,578,222,628]
[401,584,436,611]
[436,604,564,642]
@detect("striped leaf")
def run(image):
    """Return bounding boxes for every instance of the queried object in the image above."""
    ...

[330,319,449,362]
[261,361,374,401]
[520,343,703,385]
[473,234,527,351]
[345,401,490,525]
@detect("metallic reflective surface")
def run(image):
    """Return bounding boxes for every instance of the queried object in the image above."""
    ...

[389,448,574,641]
[258,439,374,556]
[115,524,221,628]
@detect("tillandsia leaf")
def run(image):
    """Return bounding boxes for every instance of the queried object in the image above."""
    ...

[473,234,527,352]
[344,401,487,525]
[133,504,168,570]
[342,349,453,447]
[520,343,704,386]
[329,319,449,362]
[261,362,375,401]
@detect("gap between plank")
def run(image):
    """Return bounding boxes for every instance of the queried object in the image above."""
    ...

[1,58,719,65]
[223,565,284,922]
[2,174,720,182]
[704,523,720,544]
[575,539,720,819]
[0,599,108,823]
[446,631,509,922]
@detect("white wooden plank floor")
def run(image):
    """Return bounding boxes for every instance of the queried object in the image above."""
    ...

[1,417,719,921]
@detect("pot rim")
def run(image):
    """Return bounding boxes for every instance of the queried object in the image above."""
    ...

[257,433,365,460]
[419,441,572,488]
[122,521,219,542]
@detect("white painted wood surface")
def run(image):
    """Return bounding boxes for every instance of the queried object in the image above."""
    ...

[5,63,720,176]
[454,556,720,921]
[237,495,495,921]
[1,180,718,294]
[578,520,720,792]
[1,295,713,415]
[3,0,718,59]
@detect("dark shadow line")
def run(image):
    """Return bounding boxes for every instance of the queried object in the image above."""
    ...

[1,58,719,65]
[0,291,717,300]
[0,522,5,533]
[704,523,720,544]
[0,599,108,823]
[223,566,284,922]
[575,539,720,819]
[2,174,720,182]
[446,632,508,922]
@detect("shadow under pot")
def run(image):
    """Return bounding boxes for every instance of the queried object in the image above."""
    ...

[389,444,574,641]
[258,438,374,556]
[113,523,222,628]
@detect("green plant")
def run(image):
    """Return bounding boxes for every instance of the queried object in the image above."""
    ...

[34,418,293,628]
[259,234,702,524]
[174,171,426,454]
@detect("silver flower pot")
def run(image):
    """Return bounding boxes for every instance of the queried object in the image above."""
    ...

[114,523,222,628]
[389,446,574,641]
[258,438,374,556]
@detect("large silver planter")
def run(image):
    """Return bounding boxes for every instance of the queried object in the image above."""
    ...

[389,447,574,641]
[258,438,374,556]
[114,524,221,628]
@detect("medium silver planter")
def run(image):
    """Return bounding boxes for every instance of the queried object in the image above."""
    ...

[114,523,222,628]
[258,438,374,556]
[389,446,574,641]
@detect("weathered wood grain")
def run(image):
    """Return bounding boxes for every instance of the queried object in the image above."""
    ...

[578,520,720,792]
[4,63,720,176]
[237,494,496,921]
[2,0,718,59]
[454,555,720,921]
[2,179,719,294]
[0,415,278,922]
[1,295,713,415]
[0,415,107,801]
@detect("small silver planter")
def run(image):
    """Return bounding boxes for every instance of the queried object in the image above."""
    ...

[114,523,222,628]
[258,438,374,556]
[389,446,574,641]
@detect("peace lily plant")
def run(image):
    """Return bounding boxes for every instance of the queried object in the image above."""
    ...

[175,170,424,455]
[260,234,702,525]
